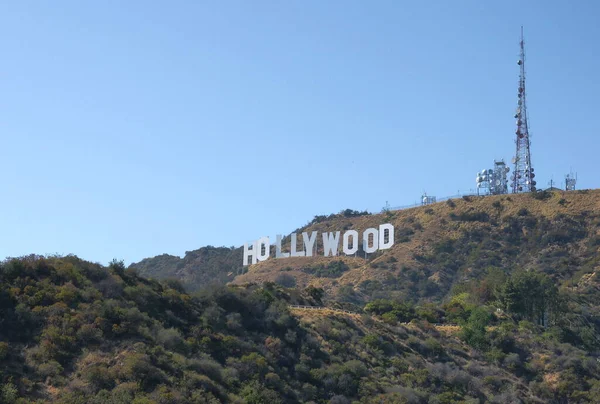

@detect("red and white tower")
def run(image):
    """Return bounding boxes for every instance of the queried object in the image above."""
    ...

[511,27,536,193]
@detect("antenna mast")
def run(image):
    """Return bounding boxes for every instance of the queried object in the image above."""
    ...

[511,27,536,193]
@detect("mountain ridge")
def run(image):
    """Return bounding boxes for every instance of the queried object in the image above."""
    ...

[130,246,244,291]
[132,189,600,308]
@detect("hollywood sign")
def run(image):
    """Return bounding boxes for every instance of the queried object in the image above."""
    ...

[243,224,394,266]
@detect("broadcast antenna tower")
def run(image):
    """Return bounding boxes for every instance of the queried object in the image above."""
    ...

[511,27,536,193]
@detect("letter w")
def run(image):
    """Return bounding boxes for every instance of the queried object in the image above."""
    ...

[322,232,341,257]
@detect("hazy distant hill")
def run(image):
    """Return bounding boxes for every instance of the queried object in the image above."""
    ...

[128,210,370,292]
[129,246,244,291]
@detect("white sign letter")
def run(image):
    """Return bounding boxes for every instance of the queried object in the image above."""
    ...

[322,231,341,257]
[290,233,306,257]
[243,241,257,266]
[302,231,317,257]
[378,223,394,250]
[256,237,270,262]
[363,228,379,253]
[275,234,289,258]
[343,230,359,255]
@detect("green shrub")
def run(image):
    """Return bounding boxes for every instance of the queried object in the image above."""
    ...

[240,381,282,404]
[449,211,489,222]
[303,261,350,278]
[0,382,18,403]
[274,273,296,288]
[0,342,8,361]
[156,328,186,353]
[531,190,552,200]
[38,360,64,380]
[362,334,382,350]
[424,338,444,357]
[83,364,115,392]
[381,312,398,325]
[460,307,491,350]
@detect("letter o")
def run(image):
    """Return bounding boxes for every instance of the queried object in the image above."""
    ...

[343,230,359,255]
[256,237,270,262]
[363,228,379,253]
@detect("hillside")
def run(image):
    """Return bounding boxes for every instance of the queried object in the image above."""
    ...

[1,255,599,403]
[233,189,600,307]
[132,190,600,310]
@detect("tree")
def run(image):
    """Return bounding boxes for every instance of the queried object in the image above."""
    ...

[240,381,282,404]
[461,307,491,350]
[499,271,563,326]
[364,299,415,322]
[305,286,325,304]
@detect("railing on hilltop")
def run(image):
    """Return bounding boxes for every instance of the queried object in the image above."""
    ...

[389,191,479,212]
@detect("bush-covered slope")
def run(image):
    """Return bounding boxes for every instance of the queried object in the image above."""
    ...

[1,255,599,403]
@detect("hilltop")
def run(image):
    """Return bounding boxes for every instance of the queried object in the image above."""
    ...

[133,190,600,310]
[232,189,600,307]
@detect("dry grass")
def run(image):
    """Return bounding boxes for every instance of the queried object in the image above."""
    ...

[543,372,560,391]
[434,325,462,334]
[233,189,600,298]
[288,307,363,320]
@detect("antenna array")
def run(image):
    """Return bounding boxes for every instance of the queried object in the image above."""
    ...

[511,27,536,193]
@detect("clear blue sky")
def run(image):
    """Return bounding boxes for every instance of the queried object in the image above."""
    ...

[1,1,599,265]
